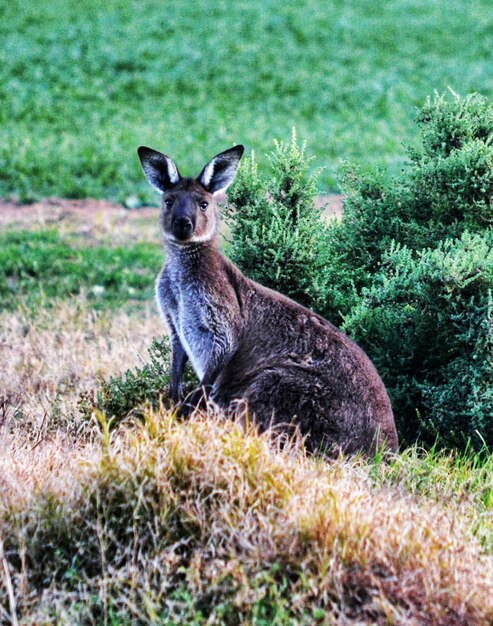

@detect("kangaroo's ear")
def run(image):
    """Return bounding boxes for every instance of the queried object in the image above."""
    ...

[197,145,244,195]
[137,146,181,193]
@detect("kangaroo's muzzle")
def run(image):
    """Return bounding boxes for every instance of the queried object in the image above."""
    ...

[172,216,194,240]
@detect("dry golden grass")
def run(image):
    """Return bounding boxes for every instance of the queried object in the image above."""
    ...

[0,297,163,436]
[0,297,163,561]
[1,407,492,624]
[0,213,491,623]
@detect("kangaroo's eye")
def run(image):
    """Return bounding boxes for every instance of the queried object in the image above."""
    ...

[199,201,209,211]
[164,199,174,209]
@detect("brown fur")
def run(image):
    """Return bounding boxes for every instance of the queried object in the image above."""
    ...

[138,145,398,456]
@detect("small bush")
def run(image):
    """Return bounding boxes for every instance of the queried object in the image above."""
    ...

[226,130,332,313]
[322,92,493,322]
[343,233,493,447]
[334,92,493,448]
[79,337,197,425]
[80,336,168,423]
[341,92,493,254]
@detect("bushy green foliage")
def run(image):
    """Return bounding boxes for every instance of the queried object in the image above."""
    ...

[335,92,493,448]
[323,93,493,319]
[2,1,493,200]
[228,92,493,450]
[227,132,330,311]
[0,229,161,309]
[344,234,493,447]
[80,337,170,422]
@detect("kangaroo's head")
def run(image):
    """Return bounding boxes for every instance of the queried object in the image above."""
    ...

[138,145,244,244]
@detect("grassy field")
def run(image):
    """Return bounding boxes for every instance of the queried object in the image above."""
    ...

[1,208,493,624]
[0,228,162,310]
[1,0,493,201]
[2,2,493,621]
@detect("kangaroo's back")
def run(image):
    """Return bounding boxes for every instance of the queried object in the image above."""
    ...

[212,263,397,454]
[138,144,398,456]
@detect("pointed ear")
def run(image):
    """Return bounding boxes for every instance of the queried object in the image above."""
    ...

[197,145,244,195]
[137,146,181,193]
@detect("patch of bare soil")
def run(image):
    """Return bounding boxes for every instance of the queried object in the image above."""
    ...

[0,198,161,245]
[315,193,344,217]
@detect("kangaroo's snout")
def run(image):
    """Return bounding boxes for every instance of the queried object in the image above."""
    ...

[172,215,194,240]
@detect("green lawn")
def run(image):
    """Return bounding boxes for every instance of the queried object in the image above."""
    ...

[1,0,492,202]
[0,229,162,309]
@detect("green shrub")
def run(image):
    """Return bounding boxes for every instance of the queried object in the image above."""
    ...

[323,92,493,322]
[334,92,493,448]
[226,130,332,313]
[343,233,493,447]
[227,92,493,450]
[79,337,197,425]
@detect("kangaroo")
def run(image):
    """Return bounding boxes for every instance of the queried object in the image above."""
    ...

[137,144,398,456]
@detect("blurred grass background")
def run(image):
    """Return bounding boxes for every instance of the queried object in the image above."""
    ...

[0,0,492,203]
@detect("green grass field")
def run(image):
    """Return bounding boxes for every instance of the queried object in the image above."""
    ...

[1,0,493,202]
[0,229,161,309]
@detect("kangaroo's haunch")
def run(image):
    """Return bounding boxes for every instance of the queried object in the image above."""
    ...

[138,144,398,456]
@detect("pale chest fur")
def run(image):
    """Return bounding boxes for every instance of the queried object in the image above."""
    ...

[156,262,233,381]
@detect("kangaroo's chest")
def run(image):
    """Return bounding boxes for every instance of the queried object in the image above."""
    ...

[159,272,226,379]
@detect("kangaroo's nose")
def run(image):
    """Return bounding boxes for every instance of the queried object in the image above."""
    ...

[172,216,194,240]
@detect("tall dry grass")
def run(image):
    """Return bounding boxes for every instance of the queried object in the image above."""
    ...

[0,297,162,435]
[0,297,163,513]
[1,406,493,624]
[1,289,492,624]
